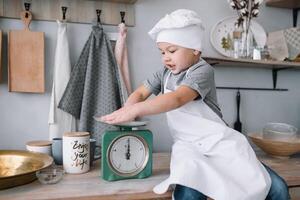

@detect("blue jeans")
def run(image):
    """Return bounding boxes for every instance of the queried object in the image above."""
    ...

[173,164,290,200]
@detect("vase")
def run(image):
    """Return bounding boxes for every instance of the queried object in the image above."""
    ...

[240,19,254,58]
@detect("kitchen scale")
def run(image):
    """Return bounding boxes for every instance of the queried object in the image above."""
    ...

[94,119,153,181]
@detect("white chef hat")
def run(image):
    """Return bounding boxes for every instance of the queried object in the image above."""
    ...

[148,9,205,51]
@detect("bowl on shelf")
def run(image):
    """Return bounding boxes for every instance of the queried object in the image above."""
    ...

[0,150,53,190]
[262,122,298,140]
[36,166,64,184]
[248,132,300,158]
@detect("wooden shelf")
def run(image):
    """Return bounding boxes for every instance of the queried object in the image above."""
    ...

[266,0,300,9]
[90,0,137,3]
[203,56,300,69]
[203,56,300,89]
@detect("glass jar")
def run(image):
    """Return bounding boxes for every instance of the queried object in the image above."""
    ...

[233,29,242,59]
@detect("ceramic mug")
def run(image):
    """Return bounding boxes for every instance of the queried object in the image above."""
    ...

[26,140,52,155]
[52,138,63,165]
[63,132,90,174]
[90,138,101,166]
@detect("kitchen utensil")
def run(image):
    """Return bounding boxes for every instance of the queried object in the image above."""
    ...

[210,16,266,57]
[263,123,298,140]
[0,150,53,190]
[92,116,148,127]
[36,165,64,184]
[8,10,44,93]
[63,132,90,174]
[248,132,300,158]
[95,119,152,181]
[234,90,242,132]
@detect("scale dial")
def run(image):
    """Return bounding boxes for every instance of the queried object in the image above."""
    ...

[107,134,149,177]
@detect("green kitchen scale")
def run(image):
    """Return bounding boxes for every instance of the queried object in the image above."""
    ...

[96,120,153,181]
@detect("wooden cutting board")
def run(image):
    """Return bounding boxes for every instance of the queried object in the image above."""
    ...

[8,11,44,93]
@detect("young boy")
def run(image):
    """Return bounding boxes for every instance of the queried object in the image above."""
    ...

[101,9,290,200]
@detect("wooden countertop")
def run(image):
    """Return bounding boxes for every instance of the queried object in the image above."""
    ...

[0,153,172,200]
[257,152,300,187]
[1,152,300,200]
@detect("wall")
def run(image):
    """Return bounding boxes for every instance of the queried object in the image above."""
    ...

[0,0,299,152]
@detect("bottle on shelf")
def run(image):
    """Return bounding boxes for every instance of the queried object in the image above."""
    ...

[232,26,243,59]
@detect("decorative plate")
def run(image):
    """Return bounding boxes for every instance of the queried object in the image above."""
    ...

[210,16,267,57]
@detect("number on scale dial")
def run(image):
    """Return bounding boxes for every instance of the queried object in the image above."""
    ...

[108,135,148,176]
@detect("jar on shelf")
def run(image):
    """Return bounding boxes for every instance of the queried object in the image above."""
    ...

[233,29,242,59]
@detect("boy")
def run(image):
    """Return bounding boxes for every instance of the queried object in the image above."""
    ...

[101,9,289,200]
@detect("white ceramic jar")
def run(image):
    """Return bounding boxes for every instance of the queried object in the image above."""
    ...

[26,140,52,155]
[63,132,90,174]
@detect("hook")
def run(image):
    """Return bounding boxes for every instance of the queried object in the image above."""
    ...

[24,2,31,18]
[62,6,67,21]
[120,11,125,23]
[96,9,102,24]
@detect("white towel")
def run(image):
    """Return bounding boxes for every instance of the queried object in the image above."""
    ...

[48,20,75,139]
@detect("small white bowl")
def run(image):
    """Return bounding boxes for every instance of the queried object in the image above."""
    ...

[36,166,64,184]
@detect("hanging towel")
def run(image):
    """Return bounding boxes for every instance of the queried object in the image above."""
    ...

[114,23,132,96]
[58,25,124,146]
[48,20,75,139]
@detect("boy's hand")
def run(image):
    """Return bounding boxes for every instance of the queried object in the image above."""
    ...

[100,105,138,124]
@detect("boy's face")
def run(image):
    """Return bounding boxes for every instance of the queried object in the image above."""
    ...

[157,42,200,74]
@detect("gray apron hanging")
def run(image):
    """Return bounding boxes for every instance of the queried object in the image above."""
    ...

[58,26,124,147]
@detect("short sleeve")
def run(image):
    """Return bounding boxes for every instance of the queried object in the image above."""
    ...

[143,68,165,95]
[180,65,214,99]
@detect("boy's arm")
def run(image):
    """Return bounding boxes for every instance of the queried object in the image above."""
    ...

[124,85,152,106]
[135,85,198,116]
[101,85,198,124]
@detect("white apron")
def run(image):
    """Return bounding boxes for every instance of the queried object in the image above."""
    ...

[48,21,75,139]
[153,70,271,200]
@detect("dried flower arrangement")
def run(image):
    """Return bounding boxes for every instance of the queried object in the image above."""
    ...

[227,0,264,57]
[228,0,263,28]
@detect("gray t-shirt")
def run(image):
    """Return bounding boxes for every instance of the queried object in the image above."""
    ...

[143,59,223,118]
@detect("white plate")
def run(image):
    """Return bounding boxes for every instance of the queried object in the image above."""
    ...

[210,16,267,57]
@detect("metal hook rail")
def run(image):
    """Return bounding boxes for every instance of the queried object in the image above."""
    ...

[0,0,136,26]
[216,86,288,91]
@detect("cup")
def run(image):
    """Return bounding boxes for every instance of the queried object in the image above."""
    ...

[52,138,63,165]
[26,140,52,155]
[63,132,90,174]
[89,138,101,166]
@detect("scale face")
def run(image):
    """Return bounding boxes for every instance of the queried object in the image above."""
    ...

[101,122,152,181]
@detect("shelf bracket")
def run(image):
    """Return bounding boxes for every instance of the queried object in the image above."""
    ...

[272,67,291,89]
[293,8,299,27]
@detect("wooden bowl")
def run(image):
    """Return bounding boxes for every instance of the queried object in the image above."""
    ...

[0,150,53,190]
[248,133,300,158]
[248,133,300,157]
